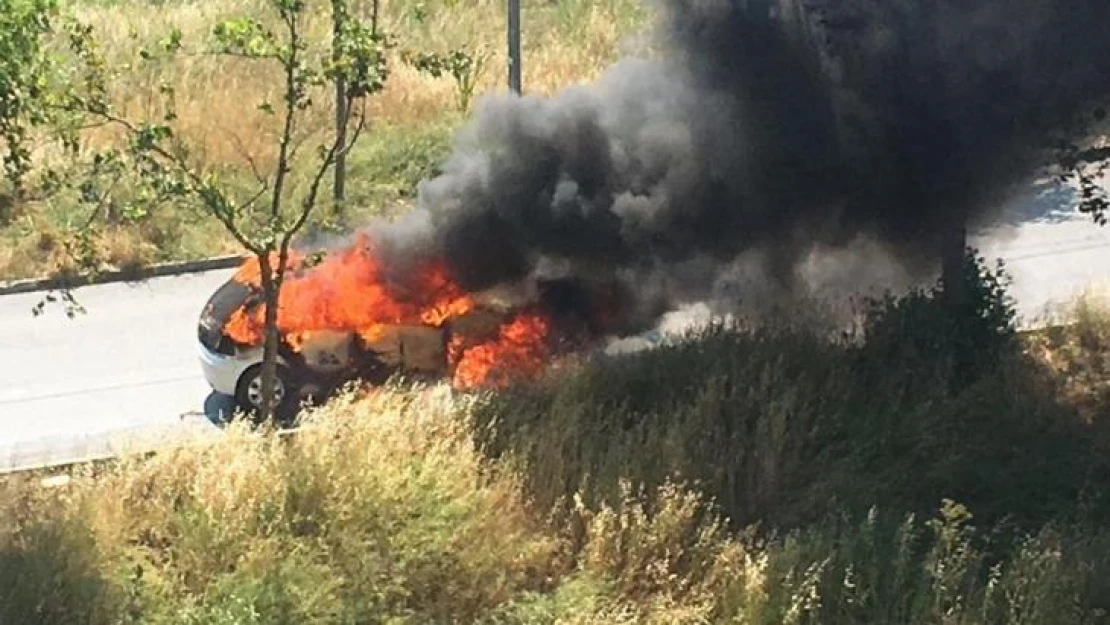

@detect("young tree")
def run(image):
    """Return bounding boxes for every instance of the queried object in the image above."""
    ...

[70,0,387,421]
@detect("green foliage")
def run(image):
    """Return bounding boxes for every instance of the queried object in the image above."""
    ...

[0,0,105,204]
[855,247,1019,400]
[343,118,454,204]
[327,0,389,99]
[404,45,490,112]
[210,18,278,59]
[1054,109,1110,226]
[471,251,1103,531]
[0,0,57,193]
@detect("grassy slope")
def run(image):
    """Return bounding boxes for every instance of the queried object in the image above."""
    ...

[0,0,649,280]
[473,264,1110,533]
[3,382,1110,624]
[2,265,1110,623]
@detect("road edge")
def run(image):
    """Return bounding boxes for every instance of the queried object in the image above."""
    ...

[0,254,247,296]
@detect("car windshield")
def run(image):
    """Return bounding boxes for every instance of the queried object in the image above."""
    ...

[201,279,256,330]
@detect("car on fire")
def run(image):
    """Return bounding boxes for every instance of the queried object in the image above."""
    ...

[197,269,513,420]
[197,240,628,420]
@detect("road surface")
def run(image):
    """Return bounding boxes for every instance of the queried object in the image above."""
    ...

[975,215,1110,324]
[0,195,1108,472]
[0,268,237,471]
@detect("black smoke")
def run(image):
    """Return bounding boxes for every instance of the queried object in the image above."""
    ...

[372,0,1110,333]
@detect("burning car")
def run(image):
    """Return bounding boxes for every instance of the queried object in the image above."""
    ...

[197,237,556,418]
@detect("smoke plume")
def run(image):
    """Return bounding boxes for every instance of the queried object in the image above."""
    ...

[367,0,1110,335]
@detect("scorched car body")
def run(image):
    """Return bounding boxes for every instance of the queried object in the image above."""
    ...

[196,275,506,418]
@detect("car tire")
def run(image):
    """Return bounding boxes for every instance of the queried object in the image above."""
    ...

[235,363,295,424]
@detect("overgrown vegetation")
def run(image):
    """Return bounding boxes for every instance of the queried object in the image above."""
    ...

[0,0,650,281]
[3,255,1110,623]
[471,252,1109,533]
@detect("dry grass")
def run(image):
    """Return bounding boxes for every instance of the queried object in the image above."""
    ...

[1025,286,1110,432]
[69,0,648,162]
[1,380,1108,623]
[0,0,650,280]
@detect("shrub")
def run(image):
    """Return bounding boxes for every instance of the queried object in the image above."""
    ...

[471,249,1103,531]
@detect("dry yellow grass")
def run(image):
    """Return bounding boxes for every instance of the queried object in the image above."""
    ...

[0,0,649,280]
[1025,286,1110,431]
[1,378,1107,623]
[0,385,768,623]
[71,0,648,168]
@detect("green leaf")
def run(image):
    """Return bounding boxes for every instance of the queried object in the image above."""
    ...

[160,27,183,53]
[129,123,173,152]
[212,17,277,58]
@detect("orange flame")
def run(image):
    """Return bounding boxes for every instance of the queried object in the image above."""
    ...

[220,235,553,390]
[223,235,474,346]
[451,313,550,390]
[231,250,305,287]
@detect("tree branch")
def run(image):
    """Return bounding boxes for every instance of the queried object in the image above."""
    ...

[181,49,283,62]
[269,8,301,220]
[281,95,365,249]
[338,98,369,158]
[226,126,269,186]
[92,111,263,254]
[243,183,270,210]
[81,171,123,229]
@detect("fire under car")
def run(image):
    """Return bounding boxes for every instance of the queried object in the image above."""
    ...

[197,272,515,419]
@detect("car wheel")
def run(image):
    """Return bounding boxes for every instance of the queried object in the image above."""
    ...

[235,363,294,423]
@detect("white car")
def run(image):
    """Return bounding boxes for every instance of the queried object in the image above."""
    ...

[196,278,300,417]
[197,275,507,420]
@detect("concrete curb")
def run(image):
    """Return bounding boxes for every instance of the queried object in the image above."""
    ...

[0,416,225,476]
[0,422,305,477]
[0,254,248,296]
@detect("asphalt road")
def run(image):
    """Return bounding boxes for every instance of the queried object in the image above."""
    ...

[0,199,1108,472]
[0,268,237,470]
[974,214,1110,324]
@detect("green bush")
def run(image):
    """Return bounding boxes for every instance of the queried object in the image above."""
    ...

[471,250,1103,530]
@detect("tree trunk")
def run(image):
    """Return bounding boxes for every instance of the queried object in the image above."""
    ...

[258,251,281,423]
[941,221,967,299]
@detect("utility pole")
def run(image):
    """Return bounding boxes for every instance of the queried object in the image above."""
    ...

[508,0,521,94]
[332,0,349,215]
[333,72,348,214]
[942,222,967,283]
